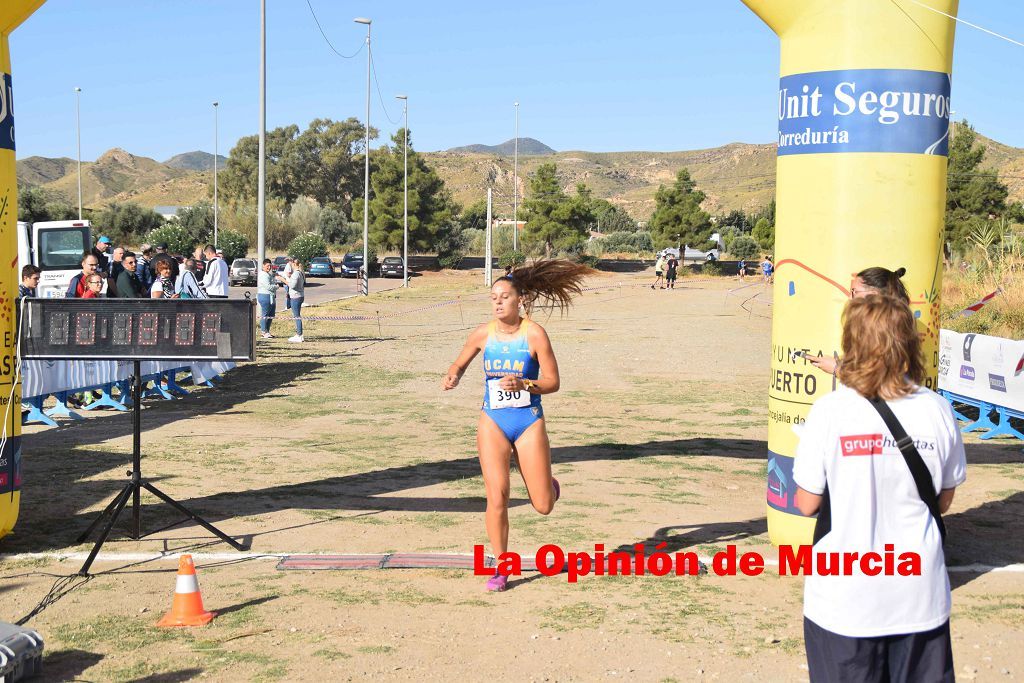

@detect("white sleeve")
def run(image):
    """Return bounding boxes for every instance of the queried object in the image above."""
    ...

[939,401,967,489]
[202,262,214,288]
[793,401,829,495]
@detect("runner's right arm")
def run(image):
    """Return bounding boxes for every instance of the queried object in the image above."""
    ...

[442,324,487,390]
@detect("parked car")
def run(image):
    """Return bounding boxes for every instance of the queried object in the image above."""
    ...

[272,255,290,273]
[657,246,719,262]
[308,256,335,277]
[229,258,258,287]
[340,252,364,278]
[380,256,404,278]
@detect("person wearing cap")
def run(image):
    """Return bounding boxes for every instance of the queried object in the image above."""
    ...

[90,236,113,275]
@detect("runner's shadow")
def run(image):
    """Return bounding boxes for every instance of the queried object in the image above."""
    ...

[42,649,105,682]
[946,490,1024,590]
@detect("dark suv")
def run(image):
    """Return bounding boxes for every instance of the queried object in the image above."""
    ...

[380,257,404,278]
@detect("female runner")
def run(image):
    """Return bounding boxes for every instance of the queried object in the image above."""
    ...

[443,260,592,591]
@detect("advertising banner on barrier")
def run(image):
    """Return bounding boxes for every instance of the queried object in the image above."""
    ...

[938,329,1024,412]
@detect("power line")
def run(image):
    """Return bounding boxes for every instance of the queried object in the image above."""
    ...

[305,0,365,59]
[897,0,1024,49]
[370,53,401,125]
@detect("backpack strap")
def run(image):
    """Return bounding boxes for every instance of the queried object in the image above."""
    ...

[867,397,947,543]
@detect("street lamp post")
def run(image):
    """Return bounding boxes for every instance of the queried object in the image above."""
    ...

[396,95,409,288]
[213,101,219,247]
[257,0,267,261]
[74,87,82,219]
[355,17,372,296]
[513,101,519,252]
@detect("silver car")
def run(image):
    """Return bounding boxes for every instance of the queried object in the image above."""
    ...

[230,258,257,287]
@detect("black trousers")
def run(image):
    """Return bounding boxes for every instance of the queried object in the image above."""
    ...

[804,617,954,683]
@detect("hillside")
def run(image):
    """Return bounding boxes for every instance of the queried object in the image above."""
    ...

[16,128,1024,220]
[447,137,555,156]
[164,151,228,172]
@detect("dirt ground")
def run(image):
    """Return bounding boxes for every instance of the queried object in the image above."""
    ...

[1,269,1022,682]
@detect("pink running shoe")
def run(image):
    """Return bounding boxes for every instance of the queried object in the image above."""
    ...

[486,572,508,592]
[553,477,561,502]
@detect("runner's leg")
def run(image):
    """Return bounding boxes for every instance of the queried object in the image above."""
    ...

[514,419,556,515]
[477,412,513,555]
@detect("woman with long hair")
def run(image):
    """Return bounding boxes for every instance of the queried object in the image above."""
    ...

[805,265,910,375]
[793,295,965,682]
[443,260,593,592]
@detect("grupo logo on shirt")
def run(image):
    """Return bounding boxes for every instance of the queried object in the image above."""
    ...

[959,365,976,381]
[989,374,1007,392]
[777,69,950,156]
[840,433,937,456]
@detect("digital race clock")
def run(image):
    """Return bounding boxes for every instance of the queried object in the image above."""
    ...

[20,299,257,361]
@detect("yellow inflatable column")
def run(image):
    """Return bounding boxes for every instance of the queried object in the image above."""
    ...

[741,0,958,546]
[0,0,47,540]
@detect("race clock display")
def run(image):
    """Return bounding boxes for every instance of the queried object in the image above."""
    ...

[20,299,256,361]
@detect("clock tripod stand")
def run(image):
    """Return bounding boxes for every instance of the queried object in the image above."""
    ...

[75,360,246,576]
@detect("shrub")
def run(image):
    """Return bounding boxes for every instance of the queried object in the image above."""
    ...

[701,260,723,276]
[217,229,249,264]
[499,251,526,269]
[287,232,329,266]
[145,223,195,256]
[436,226,469,270]
[598,230,654,254]
[729,235,760,260]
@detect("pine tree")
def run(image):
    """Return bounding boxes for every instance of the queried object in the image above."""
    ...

[946,121,1009,254]
[648,169,713,249]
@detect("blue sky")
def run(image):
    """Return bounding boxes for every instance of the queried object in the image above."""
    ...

[9,1,1024,162]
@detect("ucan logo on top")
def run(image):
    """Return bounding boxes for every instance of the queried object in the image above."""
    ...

[0,73,12,152]
[778,69,951,156]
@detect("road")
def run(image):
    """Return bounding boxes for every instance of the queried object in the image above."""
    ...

[227,274,407,306]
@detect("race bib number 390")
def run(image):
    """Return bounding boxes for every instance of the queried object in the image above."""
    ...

[487,378,530,409]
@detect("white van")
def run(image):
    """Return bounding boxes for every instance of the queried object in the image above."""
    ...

[18,220,93,298]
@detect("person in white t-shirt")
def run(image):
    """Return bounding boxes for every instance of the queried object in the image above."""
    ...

[201,244,229,297]
[793,295,965,683]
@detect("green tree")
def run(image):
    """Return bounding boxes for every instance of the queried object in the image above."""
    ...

[94,203,165,244]
[521,165,593,257]
[291,118,371,216]
[317,206,358,245]
[460,199,489,230]
[175,203,214,245]
[18,185,77,223]
[221,124,301,205]
[592,199,637,233]
[146,223,195,256]
[354,129,460,256]
[287,232,329,265]
[718,209,751,234]
[648,168,713,249]
[730,235,760,260]
[217,229,250,263]
[751,218,775,250]
[946,121,1009,254]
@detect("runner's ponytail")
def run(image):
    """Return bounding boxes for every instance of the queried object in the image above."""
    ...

[498,260,595,314]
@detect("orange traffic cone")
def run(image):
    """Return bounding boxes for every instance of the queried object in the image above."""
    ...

[156,555,216,627]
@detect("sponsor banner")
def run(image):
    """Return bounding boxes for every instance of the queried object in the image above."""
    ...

[939,329,1024,412]
[766,451,800,516]
[0,72,11,152]
[778,69,950,156]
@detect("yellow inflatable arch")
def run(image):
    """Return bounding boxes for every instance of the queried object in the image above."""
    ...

[743,0,958,545]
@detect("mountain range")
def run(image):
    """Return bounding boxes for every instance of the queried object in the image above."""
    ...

[16,125,1024,220]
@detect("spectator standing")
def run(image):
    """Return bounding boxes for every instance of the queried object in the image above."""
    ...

[150,259,178,299]
[793,295,965,683]
[257,258,278,339]
[19,265,40,299]
[737,259,747,280]
[110,246,125,280]
[66,254,101,297]
[114,251,145,297]
[665,254,679,289]
[137,244,154,289]
[761,256,774,284]
[651,253,666,289]
[285,258,305,342]
[90,236,113,274]
[82,274,104,298]
[176,259,206,299]
[202,244,229,297]
[280,258,294,310]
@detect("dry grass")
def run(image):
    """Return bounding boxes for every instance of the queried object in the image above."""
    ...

[941,256,1024,340]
